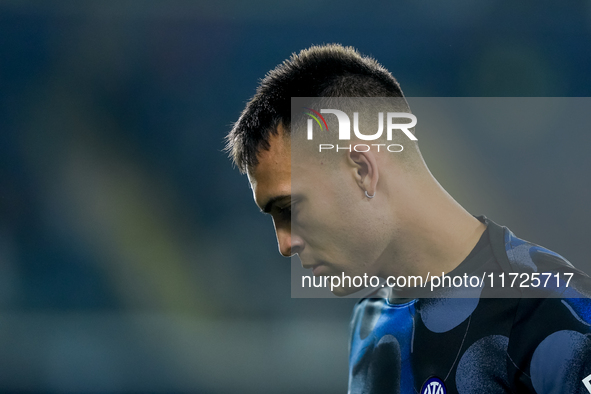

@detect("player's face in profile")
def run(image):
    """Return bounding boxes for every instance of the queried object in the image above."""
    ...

[248,125,385,296]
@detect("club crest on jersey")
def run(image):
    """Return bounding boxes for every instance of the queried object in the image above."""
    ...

[421,377,446,394]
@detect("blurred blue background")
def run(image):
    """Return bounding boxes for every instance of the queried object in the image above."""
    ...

[1,1,591,392]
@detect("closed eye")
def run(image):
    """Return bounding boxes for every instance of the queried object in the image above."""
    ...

[276,205,291,220]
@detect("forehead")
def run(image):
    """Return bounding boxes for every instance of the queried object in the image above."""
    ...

[247,127,291,209]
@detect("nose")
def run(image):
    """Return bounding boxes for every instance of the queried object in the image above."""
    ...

[275,225,304,257]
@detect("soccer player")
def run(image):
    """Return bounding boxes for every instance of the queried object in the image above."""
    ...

[226,44,591,393]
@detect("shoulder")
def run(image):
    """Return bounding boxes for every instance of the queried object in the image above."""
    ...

[485,219,591,392]
[485,217,591,295]
[503,225,577,273]
[487,218,591,332]
[485,216,579,274]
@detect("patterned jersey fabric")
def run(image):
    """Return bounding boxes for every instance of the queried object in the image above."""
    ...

[348,217,591,394]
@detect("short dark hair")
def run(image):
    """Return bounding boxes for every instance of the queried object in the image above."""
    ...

[226,44,405,173]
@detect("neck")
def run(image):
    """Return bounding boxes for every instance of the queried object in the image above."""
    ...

[376,169,486,280]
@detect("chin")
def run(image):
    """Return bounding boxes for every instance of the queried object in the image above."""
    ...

[331,285,362,297]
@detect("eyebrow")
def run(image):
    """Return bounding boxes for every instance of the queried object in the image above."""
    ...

[261,195,291,214]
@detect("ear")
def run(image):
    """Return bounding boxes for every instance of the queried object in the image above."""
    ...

[348,148,379,198]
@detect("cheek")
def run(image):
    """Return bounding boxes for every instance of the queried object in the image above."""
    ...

[305,182,352,227]
[296,168,373,248]
[309,197,371,249]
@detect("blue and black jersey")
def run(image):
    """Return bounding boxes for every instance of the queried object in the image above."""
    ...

[348,217,591,394]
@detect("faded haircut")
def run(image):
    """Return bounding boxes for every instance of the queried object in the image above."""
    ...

[226,44,406,173]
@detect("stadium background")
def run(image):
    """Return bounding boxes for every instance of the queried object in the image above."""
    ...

[1,1,591,392]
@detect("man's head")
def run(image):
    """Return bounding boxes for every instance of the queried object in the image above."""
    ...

[226,44,406,173]
[227,44,427,295]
